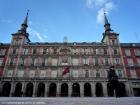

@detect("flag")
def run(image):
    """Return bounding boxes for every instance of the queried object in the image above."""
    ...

[62,67,70,76]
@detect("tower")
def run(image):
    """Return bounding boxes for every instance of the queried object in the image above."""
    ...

[3,11,31,78]
[11,10,30,46]
[101,13,127,79]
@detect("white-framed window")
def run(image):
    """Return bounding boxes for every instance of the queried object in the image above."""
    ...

[127,58,134,66]
[29,70,35,77]
[137,58,140,65]
[32,48,37,54]
[23,48,28,55]
[114,49,118,55]
[8,58,17,65]
[125,49,131,56]
[52,58,58,66]
[93,49,96,54]
[17,70,24,77]
[13,48,18,54]
[134,49,140,55]
[117,69,123,77]
[105,58,109,65]
[40,70,46,77]
[14,39,21,45]
[95,69,100,78]
[104,49,108,54]
[8,58,13,65]
[83,57,89,65]
[7,70,13,77]
[84,70,89,78]
[73,49,79,54]
[95,49,98,54]
[53,48,57,54]
[111,40,116,45]
[0,58,3,66]
[0,49,6,55]
[51,71,57,78]
[72,58,79,65]
[30,58,34,66]
[43,48,48,54]
[19,58,24,66]
[130,69,137,78]
[115,58,120,65]
[72,70,79,77]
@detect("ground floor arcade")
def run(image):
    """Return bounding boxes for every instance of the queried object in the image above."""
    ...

[1,79,138,97]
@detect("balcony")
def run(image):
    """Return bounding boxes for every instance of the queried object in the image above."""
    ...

[125,64,140,68]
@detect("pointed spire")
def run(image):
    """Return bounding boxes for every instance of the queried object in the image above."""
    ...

[104,11,111,32]
[20,10,29,33]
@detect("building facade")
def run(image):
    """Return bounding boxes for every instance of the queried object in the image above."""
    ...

[0,12,139,97]
[121,43,140,96]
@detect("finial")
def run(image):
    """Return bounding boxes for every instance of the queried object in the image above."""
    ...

[27,9,29,17]
[19,10,30,33]
[104,9,111,32]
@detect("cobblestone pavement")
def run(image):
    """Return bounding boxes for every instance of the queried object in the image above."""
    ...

[0,97,140,105]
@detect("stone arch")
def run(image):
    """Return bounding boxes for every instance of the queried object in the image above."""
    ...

[96,83,103,97]
[37,83,45,97]
[72,83,80,97]
[84,82,92,97]
[61,83,68,97]
[25,83,33,97]
[48,83,57,97]
[2,82,11,96]
[14,82,22,97]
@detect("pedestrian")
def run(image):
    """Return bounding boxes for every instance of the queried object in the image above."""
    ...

[107,66,119,97]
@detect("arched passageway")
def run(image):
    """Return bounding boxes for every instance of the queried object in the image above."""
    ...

[37,83,45,97]
[96,83,103,97]
[118,83,126,97]
[2,82,11,97]
[107,83,114,97]
[48,83,57,97]
[133,88,140,97]
[107,82,126,97]
[25,83,33,97]
[61,83,68,97]
[14,83,22,97]
[84,83,92,97]
[72,83,80,97]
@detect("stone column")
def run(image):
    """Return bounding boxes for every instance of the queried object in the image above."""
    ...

[80,82,84,97]
[91,82,95,97]
[10,82,15,97]
[33,82,37,97]
[102,82,108,97]
[68,82,72,97]
[57,82,60,97]
[21,82,26,97]
[45,82,48,97]
[125,82,133,96]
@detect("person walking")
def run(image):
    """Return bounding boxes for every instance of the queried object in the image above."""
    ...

[107,66,119,97]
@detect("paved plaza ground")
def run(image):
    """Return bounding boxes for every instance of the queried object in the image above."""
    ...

[0,97,140,105]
